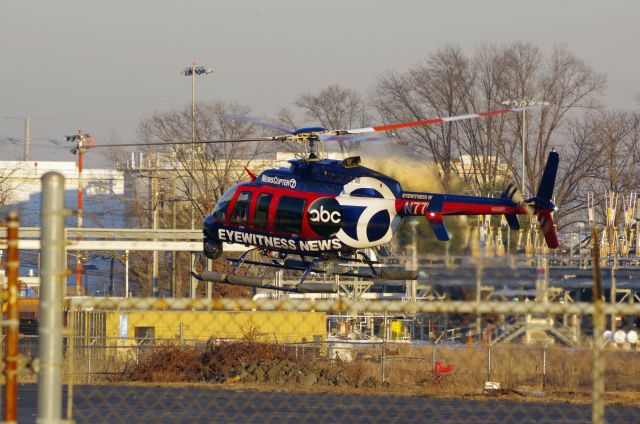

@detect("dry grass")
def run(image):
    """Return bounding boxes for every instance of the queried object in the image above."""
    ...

[61,340,640,406]
[382,343,640,397]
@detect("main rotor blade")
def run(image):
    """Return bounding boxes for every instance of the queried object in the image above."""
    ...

[318,134,392,143]
[228,115,296,134]
[345,105,545,134]
[88,137,282,149]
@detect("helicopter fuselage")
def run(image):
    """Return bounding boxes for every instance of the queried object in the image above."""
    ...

[203,157,403,258]
[202,155,557,260]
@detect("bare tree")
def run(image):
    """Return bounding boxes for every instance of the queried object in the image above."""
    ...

[295,84,368,155]
[109,101,269,296]
[567,110,640,226]
[373,45,473,189]
[372,42,607,225]
[138,100,268,227]
[0,169,19,211]
[0,162,26,217]
[551,115,602,227]
[520,44,606,194]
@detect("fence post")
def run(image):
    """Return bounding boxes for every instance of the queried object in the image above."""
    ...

[381,311,387,384]
[591,227,605,424]
[542,345,547,390]
[4,211,19,422]
[487,343,492,381]
[431,341,437,380]
[38,172,65,423]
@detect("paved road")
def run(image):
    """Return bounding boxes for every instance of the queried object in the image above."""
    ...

[11,384,640,423]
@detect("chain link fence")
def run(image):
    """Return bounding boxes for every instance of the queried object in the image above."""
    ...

[5,298,628,422]
[4,296,640,422]
[5,172,640,422]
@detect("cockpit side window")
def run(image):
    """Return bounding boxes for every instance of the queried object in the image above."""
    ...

[253,193,272,229]
[212,185,237,222]
[230,191,252,225]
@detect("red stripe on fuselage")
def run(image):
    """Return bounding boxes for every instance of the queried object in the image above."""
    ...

[441,202,554,216]
[396,198,552,217]
[441,201,519,215]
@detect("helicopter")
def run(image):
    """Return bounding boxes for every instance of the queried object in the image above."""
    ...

[195,107,558,293]
[90,105,558,293]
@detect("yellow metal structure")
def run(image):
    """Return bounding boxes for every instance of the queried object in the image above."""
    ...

[68,310,326,344]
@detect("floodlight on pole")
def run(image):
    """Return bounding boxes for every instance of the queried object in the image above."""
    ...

[500,99,549,197]
[182,62,213,230]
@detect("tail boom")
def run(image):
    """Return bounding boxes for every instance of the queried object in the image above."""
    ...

[397,192,557,246]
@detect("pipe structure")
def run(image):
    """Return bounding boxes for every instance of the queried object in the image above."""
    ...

[591,227,605,424]
[38,172,65,422]
[4,211,19,422]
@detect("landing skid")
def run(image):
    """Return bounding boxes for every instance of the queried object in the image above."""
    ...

[190,271,338,294]
[194,249,416,294]
[190,271,300,292]
[225,256,418,281]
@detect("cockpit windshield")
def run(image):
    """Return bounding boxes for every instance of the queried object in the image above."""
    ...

[212,185,238,222]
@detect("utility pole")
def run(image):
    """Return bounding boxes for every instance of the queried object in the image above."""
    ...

[25,117,30,161]
[66,130,92,294]
[4,116,53,161]
[152,159,159,297]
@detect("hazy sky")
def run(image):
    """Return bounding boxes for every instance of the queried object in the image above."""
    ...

[1,0,639,167]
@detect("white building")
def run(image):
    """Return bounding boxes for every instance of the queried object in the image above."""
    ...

[0,160,126,294]
[0,160,125,227]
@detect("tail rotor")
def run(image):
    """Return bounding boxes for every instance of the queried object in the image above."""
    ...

[501,151,560,248]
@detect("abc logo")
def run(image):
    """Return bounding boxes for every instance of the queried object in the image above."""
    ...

[308,197,341,236]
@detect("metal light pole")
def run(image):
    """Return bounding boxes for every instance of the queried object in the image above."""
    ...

[501,99,549,197]
[182,62,213,230]
[182,62,212,299]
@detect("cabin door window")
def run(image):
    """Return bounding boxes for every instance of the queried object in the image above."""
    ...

[275,196,306,234]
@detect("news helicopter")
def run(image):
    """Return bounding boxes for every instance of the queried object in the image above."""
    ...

[199,106,560,292]
[92,105,559,293]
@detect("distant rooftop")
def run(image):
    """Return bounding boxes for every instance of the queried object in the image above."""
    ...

[0,160,123,180]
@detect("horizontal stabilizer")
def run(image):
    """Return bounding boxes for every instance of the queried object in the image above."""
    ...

[426,213,450,241]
